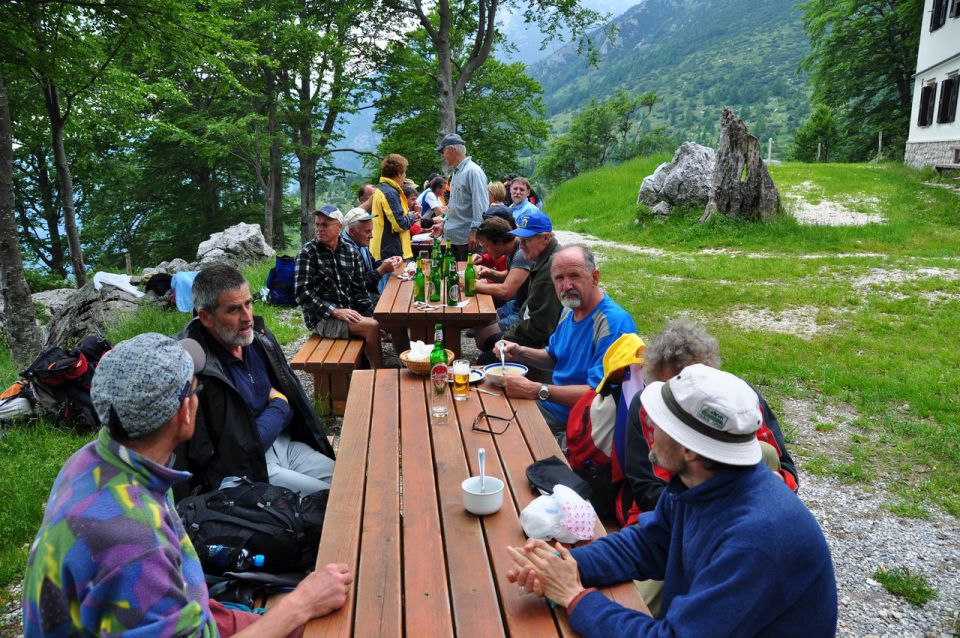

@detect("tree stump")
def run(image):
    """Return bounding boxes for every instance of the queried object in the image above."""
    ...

[700,108,780,222]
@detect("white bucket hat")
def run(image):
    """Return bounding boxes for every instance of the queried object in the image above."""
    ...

[640,363,762,465]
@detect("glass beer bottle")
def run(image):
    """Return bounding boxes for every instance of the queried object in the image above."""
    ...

[464,259,476,297]
[413,259,425,302]
[446,259,459,306]
[429,323,448,419]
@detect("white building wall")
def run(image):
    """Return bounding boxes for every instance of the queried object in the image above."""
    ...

[905,0,960,167]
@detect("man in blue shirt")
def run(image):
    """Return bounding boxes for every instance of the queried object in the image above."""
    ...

[506,364,837,638]
[500,245,637,447]
[508,176,539,222]
[340,207,402,298]
[437,133,487,261]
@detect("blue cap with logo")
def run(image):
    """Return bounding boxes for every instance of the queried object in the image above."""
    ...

[435,133,466,151]
[511,211,552,238]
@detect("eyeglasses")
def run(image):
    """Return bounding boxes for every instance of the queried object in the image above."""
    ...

[471,410,515,435]
[180,379,204,400]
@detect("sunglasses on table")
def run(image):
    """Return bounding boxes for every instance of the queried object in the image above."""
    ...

[471,409,516,435]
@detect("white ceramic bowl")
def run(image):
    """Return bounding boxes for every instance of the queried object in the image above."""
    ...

[482,362,529,387]
[461,475,504,515]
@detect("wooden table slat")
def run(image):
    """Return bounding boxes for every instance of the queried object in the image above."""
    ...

[354,370,403,637]
[398,373,454,636]
[429,385,506,638]
[304,371,376,638]
[291,334,321,369]
[453,392,569,636]
[324,338,349,370]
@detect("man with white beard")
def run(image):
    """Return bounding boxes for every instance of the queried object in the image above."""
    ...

[499,245,637,447]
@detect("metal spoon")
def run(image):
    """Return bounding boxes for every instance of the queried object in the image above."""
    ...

[478,447,486,493]
[498,340,506,372]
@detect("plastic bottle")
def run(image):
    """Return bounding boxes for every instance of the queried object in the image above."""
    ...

[205,544,265,571]
[429,323,449,419]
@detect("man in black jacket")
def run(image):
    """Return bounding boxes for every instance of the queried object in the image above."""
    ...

[175,264,335,499]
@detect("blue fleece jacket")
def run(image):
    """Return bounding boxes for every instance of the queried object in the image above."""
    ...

[568,463,837,637]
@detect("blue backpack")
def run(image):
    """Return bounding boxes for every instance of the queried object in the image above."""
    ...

[266,256,296,305]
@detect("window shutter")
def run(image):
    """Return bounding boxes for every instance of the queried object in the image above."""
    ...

[950,77,960,123]
[932,0,949,29]
[919,85,934,126]
[937,79,952,123]
[951,0,960,18]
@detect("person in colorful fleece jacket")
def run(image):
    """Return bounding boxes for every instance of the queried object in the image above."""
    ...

[23,333,351,638]
[507,364,837,637]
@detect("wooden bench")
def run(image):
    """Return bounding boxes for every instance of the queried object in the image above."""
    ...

[934,163,960,175]
[290,335,364,416]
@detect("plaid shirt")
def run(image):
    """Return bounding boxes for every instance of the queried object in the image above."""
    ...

[295,237,373,330]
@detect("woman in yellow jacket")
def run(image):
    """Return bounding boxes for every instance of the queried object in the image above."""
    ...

[370,153,420,261]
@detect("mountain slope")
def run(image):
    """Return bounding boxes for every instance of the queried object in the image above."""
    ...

[531,0,811,151]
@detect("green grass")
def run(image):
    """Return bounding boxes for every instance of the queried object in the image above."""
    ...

[873,566,938,606]
[545,158,960,517]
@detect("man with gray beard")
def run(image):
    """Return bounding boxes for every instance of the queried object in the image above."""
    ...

[175,264,335,498]
[500,245,637,446]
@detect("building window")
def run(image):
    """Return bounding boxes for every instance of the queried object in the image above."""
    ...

[938,75,959,123]
[918,84,937,126]
[951,0,960,18]
[932,0,949,29]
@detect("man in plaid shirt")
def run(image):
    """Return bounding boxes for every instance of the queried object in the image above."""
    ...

[295,205,383,367]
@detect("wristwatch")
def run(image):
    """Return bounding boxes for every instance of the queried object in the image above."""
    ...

[537,384,551,401]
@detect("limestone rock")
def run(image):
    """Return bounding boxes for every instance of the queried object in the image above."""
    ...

[196,222,275,267]
[32,288,77,320]
[638,142,715,209]
[43,282,141,347]
[651,201,672,216]
[702,108,780,222]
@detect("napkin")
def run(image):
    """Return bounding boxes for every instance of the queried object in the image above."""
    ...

[407,340,433,362]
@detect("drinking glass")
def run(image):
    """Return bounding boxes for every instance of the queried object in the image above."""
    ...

[452,359,471,401]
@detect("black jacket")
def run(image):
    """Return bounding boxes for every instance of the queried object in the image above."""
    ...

[173,317,335,499]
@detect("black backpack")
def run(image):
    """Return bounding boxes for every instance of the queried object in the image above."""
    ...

[176,479,327,576]
[22,335,112,431]
[266,256,296,305]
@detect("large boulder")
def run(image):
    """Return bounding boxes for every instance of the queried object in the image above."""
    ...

[44,282,141,347]
[196,222,275,267]
[701,108,780,222]
[32,288,78,320]
[638,142,715,210]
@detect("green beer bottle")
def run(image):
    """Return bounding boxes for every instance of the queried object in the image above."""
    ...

[429,323,448,418]
[429,256,442,302]
[413,259,425,302]
[464,259,476,297]
[442,240,453,277]
[446,258,459,306]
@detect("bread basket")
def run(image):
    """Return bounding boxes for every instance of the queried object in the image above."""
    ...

[400,349,454,375]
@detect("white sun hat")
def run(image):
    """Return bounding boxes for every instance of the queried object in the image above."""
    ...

[640,363,762,465]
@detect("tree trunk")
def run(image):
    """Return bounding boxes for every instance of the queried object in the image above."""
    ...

[41,79,85,287]
[0,69,41,366]
[296,73,316,245]
[34,147,67,276]
[270,137,283,248]
[435,10,457,140]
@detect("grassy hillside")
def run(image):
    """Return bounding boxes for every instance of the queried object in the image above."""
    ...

[547,157,960,518]
[531,0,811,151]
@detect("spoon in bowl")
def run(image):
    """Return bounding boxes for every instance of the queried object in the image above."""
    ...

[478,447,486,493]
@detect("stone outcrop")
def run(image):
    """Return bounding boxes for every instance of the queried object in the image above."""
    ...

[43,282,141,347]
[196,222,274,267]
[701,108,780,222]
[638,142,715,214]
[32,288,78,320]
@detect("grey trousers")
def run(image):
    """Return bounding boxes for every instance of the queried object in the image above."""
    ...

[265,432,335,495]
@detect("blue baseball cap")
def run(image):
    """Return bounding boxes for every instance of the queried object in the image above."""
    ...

[511,211,552,238]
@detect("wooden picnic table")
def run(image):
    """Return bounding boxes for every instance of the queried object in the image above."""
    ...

[374,262,498,358]
[303,368,644,638]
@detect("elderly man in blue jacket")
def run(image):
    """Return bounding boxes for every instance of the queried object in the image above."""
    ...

[507,364,837,638]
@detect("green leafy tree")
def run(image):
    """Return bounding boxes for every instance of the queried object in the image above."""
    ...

[791,104,840,162]
[799,0,923,161]
[384,0,606,141]
[537,90,658,184]
[374,33,549,182]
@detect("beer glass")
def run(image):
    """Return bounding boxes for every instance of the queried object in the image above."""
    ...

[452,359,471,401]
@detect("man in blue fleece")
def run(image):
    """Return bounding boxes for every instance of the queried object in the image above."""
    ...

[507,364,837,637]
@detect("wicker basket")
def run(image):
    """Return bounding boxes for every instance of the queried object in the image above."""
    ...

[400,349,454,376]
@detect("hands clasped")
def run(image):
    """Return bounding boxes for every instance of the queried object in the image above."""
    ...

[505,539,584,608]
